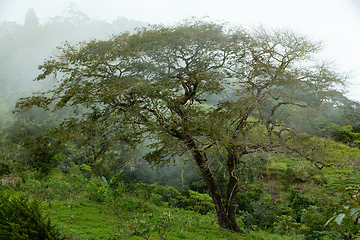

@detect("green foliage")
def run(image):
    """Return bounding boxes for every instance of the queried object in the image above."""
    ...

[251,199,279,229]
[118,211,184,240]
[0,190,64,240]
[20,170,88,222]
[288,189,314,221]
[180,190,215,215]
[273,215,306,236]
[238,193,282,230]
[79,164,92,178]
[281,166,298,190]
[301,205,328,238]
[7,165,360,239]
[5,118,65,175]
[0,162,11,176]
[313,118,360,149]
[154,184,182,207]
[332,215,360,240]
[87,181,108,203]
[236,185,263,213]
[20,178,55,206]
[43,200,118,239]
[313,118,342,138]
[326,185,360,229]
[133,183,164,207]
[337,125,360,146]
[0,5,147,180]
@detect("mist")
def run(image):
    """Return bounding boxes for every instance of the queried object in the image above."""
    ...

[0,4,147,115]
[1,0,359,102]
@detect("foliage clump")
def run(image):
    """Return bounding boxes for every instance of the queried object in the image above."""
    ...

[0,190,65,240]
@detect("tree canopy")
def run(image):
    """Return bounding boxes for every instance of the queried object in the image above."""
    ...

[15,19,348,232]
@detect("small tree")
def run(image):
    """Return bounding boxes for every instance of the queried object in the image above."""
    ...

[5,118,64,176]
[15,19,348,232]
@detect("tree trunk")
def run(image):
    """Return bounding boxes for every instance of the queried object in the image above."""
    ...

[185,136,242,232]
[225,147,240,229]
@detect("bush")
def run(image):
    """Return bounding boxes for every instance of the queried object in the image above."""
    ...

[301,206,326,232]
[251,200,279,229]
[134,183,164,207]
[300,205,342,240]
[288,189,313,221]
[0,190,65,240]
[117,210,192,240]
[273,215,306,236]
[87,181,108,203]
[175,190,215,215]
[155,185,181,207]
[236,185,263,213]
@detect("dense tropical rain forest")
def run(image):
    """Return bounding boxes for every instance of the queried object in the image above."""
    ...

[1,5,360,240]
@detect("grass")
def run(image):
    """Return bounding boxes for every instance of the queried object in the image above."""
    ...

[26,138,360,239]
[41,199,303,240]
[265,139,360,182]
[42,200,118,239]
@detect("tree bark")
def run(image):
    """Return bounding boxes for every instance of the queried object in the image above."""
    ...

[225,147,240,230]
[184,135,242,232]
[171,104,242,232]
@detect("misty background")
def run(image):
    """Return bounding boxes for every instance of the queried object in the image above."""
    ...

[1,0,360,102]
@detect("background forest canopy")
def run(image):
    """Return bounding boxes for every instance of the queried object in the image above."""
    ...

[1,4,360,235]
[0,5,147,120]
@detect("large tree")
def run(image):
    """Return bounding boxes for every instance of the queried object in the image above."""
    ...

[15,20,346,231]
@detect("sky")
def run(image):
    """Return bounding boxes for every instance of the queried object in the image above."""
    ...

[0,0,360,101]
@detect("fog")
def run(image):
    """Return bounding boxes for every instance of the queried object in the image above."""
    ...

[0,0,360,101]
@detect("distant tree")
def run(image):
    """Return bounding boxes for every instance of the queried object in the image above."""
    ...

[15,20,348,232]
[0,21,20,36]
[112,16,148,32]
[5,114,64,176]
[24,8,39,28]
[61,3,90,25]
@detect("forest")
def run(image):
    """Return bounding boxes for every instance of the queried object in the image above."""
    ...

[1,6,360,240]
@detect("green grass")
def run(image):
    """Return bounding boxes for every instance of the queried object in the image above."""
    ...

[27,138,360,240]
[266,139,360,182]
[42,200,118,239]
[41,199,302,240]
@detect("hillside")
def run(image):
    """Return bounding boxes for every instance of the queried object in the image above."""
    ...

[1,138,359,239]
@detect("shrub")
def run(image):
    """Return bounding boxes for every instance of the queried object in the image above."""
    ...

[251,200,279,229]
[87,181,108,203]
[239,210,257,229]
[0,190,65,240]
[300,205,342,240]
[288,189,313,221]
[117,210,191,240]
[236,185,263,213]
[79,163,92,178]
[301,206,326,231]
[177,190,215,215]
[273,215,306,236]
[154,185,182,207]
[134,183,164,207]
